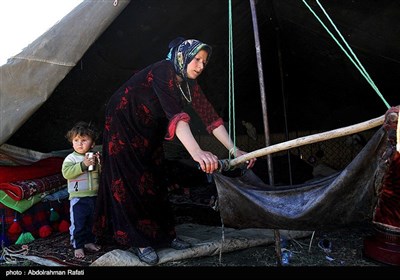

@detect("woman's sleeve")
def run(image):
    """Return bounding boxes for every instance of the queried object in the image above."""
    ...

[150,61,191,140]
[191,83,224,134]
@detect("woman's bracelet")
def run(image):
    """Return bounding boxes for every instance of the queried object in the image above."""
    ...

[229,147,239,156]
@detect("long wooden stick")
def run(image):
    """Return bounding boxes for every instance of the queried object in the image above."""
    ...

[229,115,385,167]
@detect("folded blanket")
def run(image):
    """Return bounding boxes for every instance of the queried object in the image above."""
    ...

[0,190,42,213]
[0,187,68,214]
[0,157,64,183]
[0,173,67,201]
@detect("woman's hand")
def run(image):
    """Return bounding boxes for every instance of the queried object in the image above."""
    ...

[232,149,256,169]
[191,149,219,174]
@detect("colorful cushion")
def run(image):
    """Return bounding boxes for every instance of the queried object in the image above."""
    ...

[0,198,70,244]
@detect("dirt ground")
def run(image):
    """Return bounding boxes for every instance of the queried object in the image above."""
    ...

[160,223,381,267]
[157,221,394,278]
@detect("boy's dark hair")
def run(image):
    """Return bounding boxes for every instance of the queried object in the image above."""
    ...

[65,121,100,143]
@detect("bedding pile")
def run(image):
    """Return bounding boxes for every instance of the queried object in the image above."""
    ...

[0,145,70,247]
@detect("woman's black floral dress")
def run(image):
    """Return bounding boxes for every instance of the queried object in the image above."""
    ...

[93,60,223,248]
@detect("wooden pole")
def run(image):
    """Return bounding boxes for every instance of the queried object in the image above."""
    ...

[249,0,274,185]
[249,0,281,266]
[228,115,385,167]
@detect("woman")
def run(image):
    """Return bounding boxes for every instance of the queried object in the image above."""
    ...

[93,37,256,265]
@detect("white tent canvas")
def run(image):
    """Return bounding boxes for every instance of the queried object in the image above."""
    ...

[0,0,130,146]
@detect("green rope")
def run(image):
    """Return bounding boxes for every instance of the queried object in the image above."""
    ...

[302,0,390,109]
[228,0,237,159]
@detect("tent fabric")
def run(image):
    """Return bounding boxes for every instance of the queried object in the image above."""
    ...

[0,143,68,165]
[214,126,389,231]
[1,1,399,153]
[0,0,130,146]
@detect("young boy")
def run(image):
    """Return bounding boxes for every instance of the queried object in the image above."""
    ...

[62,121,101,259]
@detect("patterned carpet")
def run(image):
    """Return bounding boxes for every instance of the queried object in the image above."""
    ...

[3,232,125,266]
